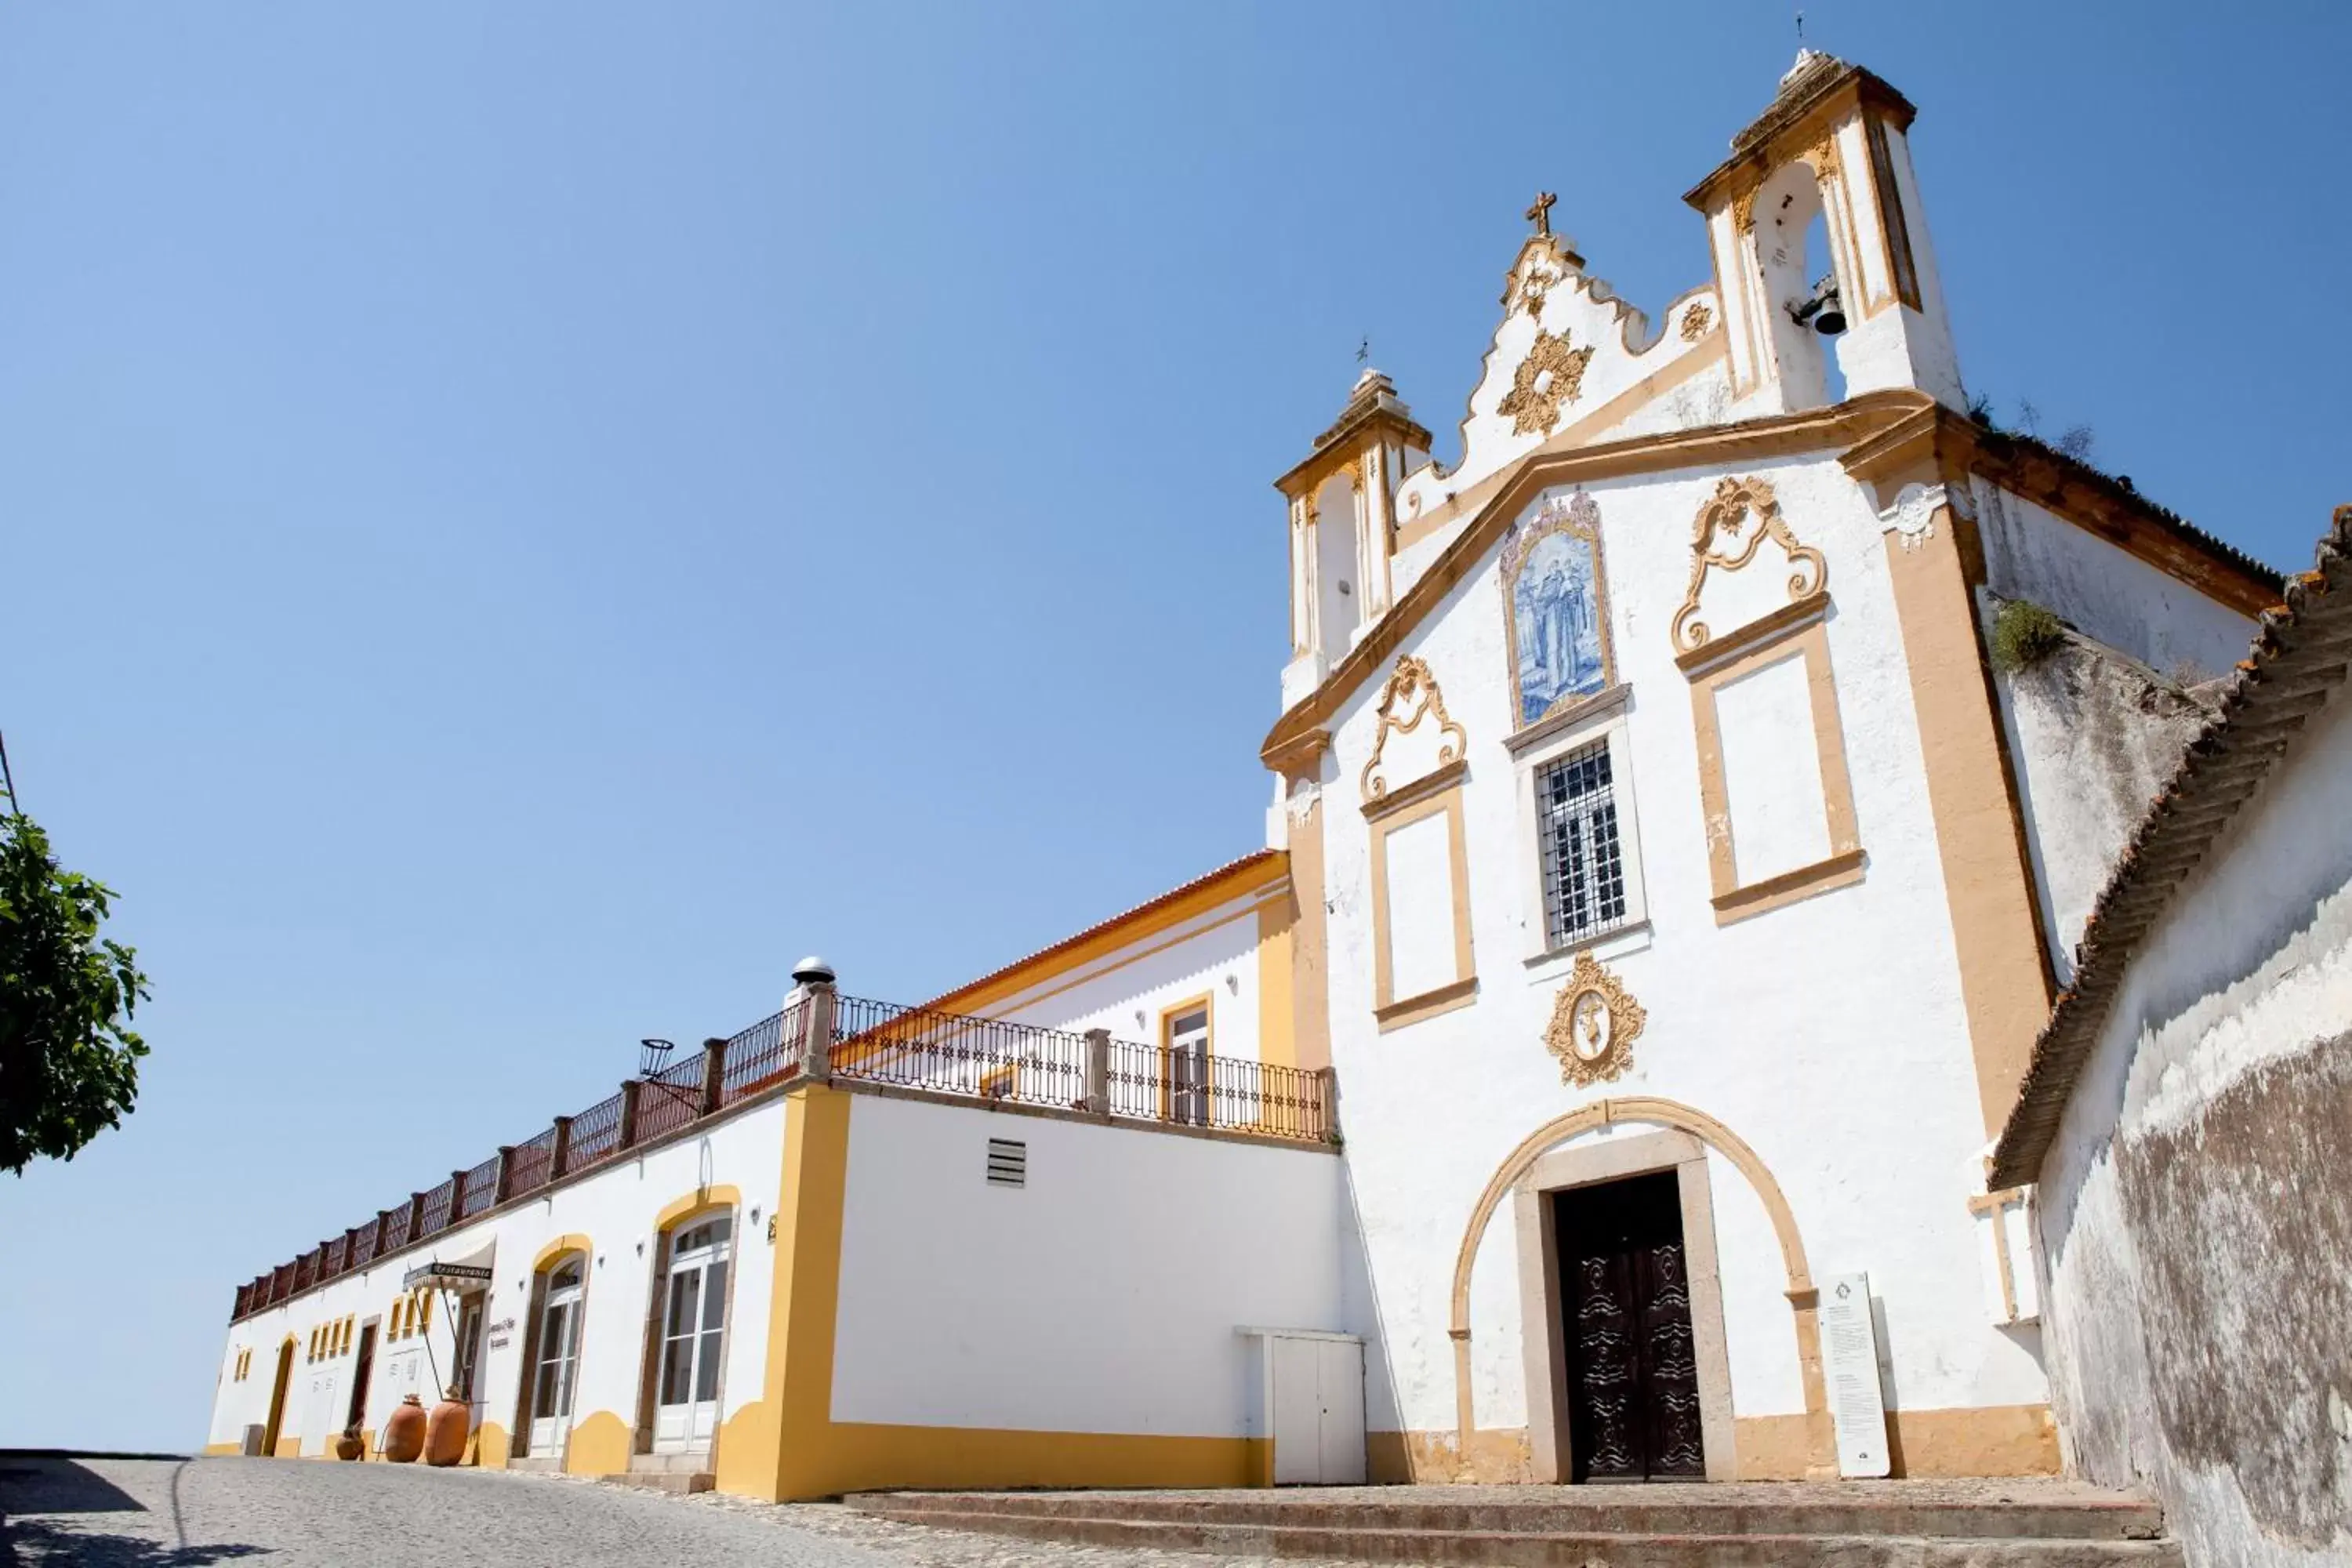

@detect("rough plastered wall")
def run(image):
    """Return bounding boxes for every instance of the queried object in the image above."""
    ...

[1314,448,2049,1477]
[829,1091,1349,1438]
[974,888,1269,1063]
[2037,680,2352,1567]
[1972,478,2255,685]
[206,1098,785,1468]
[1990,612,2220,986]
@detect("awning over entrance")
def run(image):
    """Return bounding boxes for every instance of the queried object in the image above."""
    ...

[403,1238,496,1293]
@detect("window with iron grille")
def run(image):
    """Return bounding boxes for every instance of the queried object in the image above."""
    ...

[1536,739,1628,949]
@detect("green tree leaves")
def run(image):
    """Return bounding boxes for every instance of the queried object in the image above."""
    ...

[0,809,152,1174]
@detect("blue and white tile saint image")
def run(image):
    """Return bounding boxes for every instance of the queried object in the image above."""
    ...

[1504,495,1611,727]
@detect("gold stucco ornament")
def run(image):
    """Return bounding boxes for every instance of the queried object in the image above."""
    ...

[1545,950,1646,1087]
[1497,328,1595,437]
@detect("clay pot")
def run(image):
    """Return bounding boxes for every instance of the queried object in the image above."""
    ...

[334,1428,365,1462]
[423,1389,471,1468]
[382,1394,428,1463]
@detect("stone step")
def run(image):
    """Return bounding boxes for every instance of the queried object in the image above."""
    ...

[852,1490,2168,1544]
[855,1507,2185,1567]
[598,1470,713,1494]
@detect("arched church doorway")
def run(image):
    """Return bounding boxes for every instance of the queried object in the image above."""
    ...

[1450,1096,1831,1482]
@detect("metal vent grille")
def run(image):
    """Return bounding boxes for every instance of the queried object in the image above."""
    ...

[985,1138,1027,1188]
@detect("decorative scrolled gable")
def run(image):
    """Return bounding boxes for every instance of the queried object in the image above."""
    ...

[1669,476,1829,655]
[1389,212,1726,528]
[1359,655,1468,806]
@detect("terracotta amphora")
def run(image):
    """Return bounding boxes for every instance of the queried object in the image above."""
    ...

[333,1427,365,1462]
[381,1394,428,1463]
[423,1388,471,1467]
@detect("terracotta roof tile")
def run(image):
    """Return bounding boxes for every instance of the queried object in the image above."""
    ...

[1990,504,2352,1186]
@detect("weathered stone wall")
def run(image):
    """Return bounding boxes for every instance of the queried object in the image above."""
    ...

[2036,674,2352,1566]
[1989,607,2222,986]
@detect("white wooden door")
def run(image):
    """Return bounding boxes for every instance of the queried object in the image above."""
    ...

[528,1261,584,1454]
[1315,1338,1367,1484]
[1271,1338,1321,1483]
[653,1217,732,1452]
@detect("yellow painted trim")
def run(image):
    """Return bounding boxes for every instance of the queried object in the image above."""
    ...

[1367,779,1475,1019]
[274,1436,300,1458]
[988,895,1282,1019]
[1734,1403,2056,1479]
[653,1186,741,1235]
[474,1421,511,1469]
[1686,616,1863,922]
[1263,392,1936,767]
[561,1410,633,1476]
[1367,1428,1531,1484]
[1286,794,1332,1073]
[1393,336,1730,557]
[1158,993,1215,1121]
[530,1233,594,1274]
[1255,890,1296,1073]
[1374,973,1480,1033]
[719,1082,1297,1502]
[799,1423,1266,1495]
[201,1442,241,1456]
[1881,510,2056,1134]
[761,1082,854,1501]
[920,853,1290,1019]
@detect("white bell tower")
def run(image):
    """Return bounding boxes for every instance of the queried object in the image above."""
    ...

[1686,52,1964,419]
[1274,368,1432,710]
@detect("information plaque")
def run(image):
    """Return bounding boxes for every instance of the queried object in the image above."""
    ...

[1820,1272,1890,1478]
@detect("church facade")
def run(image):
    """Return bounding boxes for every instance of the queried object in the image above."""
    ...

[206,53,2286,1497]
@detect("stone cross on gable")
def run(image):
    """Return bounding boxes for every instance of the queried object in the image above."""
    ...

[1526,191,1556,238]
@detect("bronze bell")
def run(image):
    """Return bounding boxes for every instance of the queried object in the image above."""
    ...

[1809,274,1847,336]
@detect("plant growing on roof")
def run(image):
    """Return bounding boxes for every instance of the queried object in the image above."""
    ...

[0,767,151,1175]
[1991,599,2068,674]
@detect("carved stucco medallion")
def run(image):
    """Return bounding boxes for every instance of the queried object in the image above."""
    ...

[1544,949,1646,1087]
[1679,301,1714,342]
[1668,474,1830,654]
[1497,328,1596,438]
[1359,655,1468,804]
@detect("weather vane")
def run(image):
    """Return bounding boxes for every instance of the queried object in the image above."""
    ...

[1356,336,1370,365]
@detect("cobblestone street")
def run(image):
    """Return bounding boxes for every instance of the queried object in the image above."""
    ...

[0,1456,1331,1568]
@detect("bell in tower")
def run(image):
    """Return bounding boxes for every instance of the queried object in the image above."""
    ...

[1685,51,1964,418]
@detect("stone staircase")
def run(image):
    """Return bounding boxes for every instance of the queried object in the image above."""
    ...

[598,1453,713,1494]
[848,1481,2179,1566]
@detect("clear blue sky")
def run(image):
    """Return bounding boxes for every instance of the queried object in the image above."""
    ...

[2,3,2344,1450]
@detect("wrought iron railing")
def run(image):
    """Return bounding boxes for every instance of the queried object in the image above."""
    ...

[230,991,1333,1323]
[829,995,1093,1111]
[829,994,1331,1142]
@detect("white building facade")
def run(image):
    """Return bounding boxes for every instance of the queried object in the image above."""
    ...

[209,52,2290,1499]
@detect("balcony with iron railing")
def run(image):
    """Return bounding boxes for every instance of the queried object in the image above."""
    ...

[227,985,1335,1323]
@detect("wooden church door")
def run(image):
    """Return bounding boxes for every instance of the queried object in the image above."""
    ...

[1556,1170,1706,1482]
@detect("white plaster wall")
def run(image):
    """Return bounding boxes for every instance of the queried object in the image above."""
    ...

[2037,682,2352,1566]
[1316,451,2049,1449]
[1382,813,1457,1000]
[1715,652,1831,887]
[1973,480,2255,684]
[829,1091,1348,1436]
[207,1098,786,1460]
[1991,622,2218,986]
[973,890,1269,1059]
